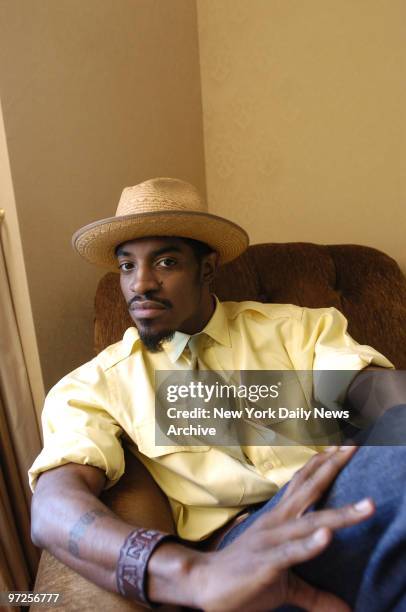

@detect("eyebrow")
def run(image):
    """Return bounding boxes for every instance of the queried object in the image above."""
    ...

[115,245,183,258]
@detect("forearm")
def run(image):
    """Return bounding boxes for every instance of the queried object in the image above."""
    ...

[31,470,133,591]
[347,367,406,423]
[31,465,205,606]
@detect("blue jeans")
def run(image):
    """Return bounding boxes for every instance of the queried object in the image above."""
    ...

[217,406,406,611]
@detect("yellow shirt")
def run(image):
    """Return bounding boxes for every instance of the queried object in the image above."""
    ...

[29,298,392,540]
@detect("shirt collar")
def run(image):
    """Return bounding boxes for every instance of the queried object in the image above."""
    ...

[121,295,231,363]
[162,331,191,364]
[122,326,141,356]
[200,295,232,348]
[163,295,232,363]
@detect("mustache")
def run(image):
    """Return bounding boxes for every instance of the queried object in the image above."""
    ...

[127,295,172,310]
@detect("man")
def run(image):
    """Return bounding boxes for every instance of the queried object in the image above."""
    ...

[29,178,406,611]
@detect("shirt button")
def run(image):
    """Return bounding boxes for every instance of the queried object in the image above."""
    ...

[263,460,273,470]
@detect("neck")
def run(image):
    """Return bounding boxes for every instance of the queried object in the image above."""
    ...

[178,293,216,335]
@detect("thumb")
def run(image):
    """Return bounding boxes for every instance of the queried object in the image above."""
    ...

[286,573,351,612]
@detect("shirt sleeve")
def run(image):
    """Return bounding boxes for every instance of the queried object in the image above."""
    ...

[28,358,125,492]
[298,307,394,409]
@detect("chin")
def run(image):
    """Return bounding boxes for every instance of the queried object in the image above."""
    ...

[135,317,170,335]
[137,326,176,353]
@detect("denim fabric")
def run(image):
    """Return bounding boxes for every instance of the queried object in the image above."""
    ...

[217,406,406,611]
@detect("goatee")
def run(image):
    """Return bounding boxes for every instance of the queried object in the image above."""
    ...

[138,328,175,353]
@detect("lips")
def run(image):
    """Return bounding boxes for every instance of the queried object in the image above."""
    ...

[130,300,169,317]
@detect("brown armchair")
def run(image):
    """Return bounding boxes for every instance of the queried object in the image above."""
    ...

[32,243,406,611]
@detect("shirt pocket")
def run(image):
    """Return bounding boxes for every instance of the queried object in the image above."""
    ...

[134,420,210,459]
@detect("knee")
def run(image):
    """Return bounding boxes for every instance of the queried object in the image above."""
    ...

[319,443,406,514]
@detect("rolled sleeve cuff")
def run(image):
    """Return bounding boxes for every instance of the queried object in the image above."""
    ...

[313,346,395,411]
[28,429,125,492]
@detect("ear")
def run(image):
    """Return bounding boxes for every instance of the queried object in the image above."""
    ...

[200,252,218,284]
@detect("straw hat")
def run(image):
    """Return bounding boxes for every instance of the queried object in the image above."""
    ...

[72,177,249,270]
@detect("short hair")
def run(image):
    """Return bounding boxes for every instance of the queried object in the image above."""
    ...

[180,237,215,264]
[114,236,215,264]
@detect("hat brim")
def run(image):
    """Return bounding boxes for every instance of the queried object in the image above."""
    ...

[72,210,249,270]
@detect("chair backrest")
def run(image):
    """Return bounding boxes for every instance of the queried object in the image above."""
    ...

[95,242,406,368]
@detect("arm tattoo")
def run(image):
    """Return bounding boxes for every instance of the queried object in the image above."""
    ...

[68,509,108,558]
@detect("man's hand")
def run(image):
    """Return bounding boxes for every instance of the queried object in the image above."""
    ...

[149,446,374,611]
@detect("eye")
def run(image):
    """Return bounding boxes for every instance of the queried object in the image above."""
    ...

[157,257,177,268]
[118,261,135,273]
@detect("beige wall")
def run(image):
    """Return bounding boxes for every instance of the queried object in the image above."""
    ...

[0,0,205,390]
[197,0,406,273]
[1,0,405,392]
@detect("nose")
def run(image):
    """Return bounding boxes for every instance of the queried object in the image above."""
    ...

[129,264,161,295]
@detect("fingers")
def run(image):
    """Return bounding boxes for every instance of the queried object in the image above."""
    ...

[286,573,351,612]
[265,527,333,572]
[273,446,358,520]
[262,498,375,546]
[281,446,340,499]
[265,500,371,573]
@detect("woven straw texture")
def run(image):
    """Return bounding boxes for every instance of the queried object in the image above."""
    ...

[72,177,249,269]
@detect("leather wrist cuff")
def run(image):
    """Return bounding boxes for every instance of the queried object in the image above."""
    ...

[116,528,177,607]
